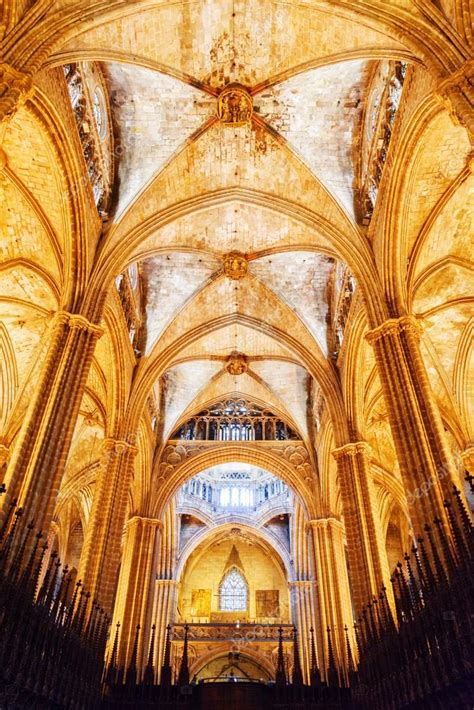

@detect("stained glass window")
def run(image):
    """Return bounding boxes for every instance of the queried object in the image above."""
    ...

[219,568,248,611]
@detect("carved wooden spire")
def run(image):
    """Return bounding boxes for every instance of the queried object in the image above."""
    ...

[143,623,156,685]
[177,623,190,686]
[275,626,286,686]
[291,626,303,686]
[160,623,173,686]
[126,624,141,686]
[326,626,339,687]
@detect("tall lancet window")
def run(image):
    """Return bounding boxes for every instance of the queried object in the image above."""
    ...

[219,568,248,611]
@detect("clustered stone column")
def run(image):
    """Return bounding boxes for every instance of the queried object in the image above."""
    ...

[78,438,137,613]
[289,579,318,683]
[332,442,392,615]
[309,518,355,680]
[366,316,457,535]
[111,516,162,674]
[153,579,180,676]
[0,312,102,546]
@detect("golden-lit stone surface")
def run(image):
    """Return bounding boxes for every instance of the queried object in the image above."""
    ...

[0,0,472,685]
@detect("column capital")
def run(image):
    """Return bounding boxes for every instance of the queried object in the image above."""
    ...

[435,59,474,133]
[53,311,103,338]
[308,517,344,534]
[155,578,179,587]
[0,62,34,124]
[365,315,422,345]
[288,579,317,589]
[102,437,138,456]
[461,445,474,476]
[125,515,163,531]
[332,441,371,461]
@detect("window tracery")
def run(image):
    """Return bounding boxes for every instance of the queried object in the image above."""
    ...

[219,568,248,611]
[172,399,298,441]
[114,265,143,356]
[361,61,407,225]
[63,63,113,216]
[327,262,356,358]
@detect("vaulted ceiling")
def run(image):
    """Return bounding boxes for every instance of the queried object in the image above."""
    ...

[1,0,472,518]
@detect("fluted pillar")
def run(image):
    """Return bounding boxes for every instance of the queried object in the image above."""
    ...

[309,518,355,681]
[332,442,392,614]
[0,312,102,541]
[153,579,180,677]
[366,316,456,534]
[111,516,162,675]
[78,438,137,612]
[289,579,318,684]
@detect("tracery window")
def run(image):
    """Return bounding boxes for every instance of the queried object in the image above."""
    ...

[172,399,298,441]
[114,264,143,355]
[361,61,407,225]
[219,568,248,611]
[92,88,106,138]
[63,63,112,215]
[327,261,356,358]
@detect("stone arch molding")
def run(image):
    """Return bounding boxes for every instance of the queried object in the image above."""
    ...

[154,442,318,519]
[176,522,293,583]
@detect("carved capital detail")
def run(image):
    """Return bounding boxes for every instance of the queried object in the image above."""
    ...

[0,62,33,124]
[103,438,138,456]
[436,59,474,134]
[126,515,162,531]
[158,442,209,480]
[68,314,104,338]
[308,517,344,533]
[156,579,179,587]
[53,311,103,338]
[332,441,371,461]
[365,315,422,345]
[269,443,314,483]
